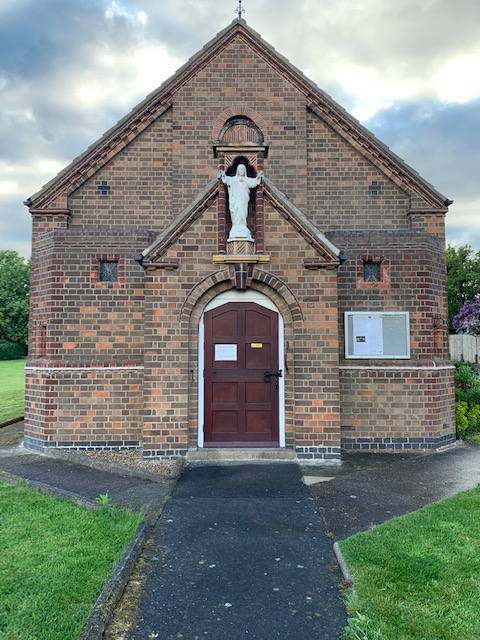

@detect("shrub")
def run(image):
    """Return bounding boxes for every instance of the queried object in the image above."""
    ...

[454,362,480,439]
[452,295,480,335]
[0,341,27,361]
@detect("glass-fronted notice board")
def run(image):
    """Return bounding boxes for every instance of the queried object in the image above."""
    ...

[344,312,410,359]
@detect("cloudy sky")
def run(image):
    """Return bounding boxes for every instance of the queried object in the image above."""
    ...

[1,0,479,257]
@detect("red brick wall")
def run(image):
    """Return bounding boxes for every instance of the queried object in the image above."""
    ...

[25,229,150,449]
[262,203,341,457]
[69,111,173,232]
[169,38,308,212]
[25,31,454,457]
[28,230,150,363]
[328,231,450,362]
[307,112,410,232]
[339,367,455,451]
[25,368,143,450]
[327,228,453,449]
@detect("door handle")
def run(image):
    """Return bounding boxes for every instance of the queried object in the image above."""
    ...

[263,369,283,382]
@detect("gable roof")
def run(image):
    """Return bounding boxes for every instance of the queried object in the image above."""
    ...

[27,18,450,212]
[140,178,344,268]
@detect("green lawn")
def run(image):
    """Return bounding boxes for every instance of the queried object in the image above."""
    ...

[0,480,143,640]
[0,359,26,423]
[340,488,480,640]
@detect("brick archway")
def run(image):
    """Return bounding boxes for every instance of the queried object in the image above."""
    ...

[179,269,303,328]
[180,271,303,449]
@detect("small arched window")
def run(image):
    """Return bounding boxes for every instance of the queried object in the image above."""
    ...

[219,116,264,145]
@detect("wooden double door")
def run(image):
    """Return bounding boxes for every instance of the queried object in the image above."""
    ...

[204,302,280,447]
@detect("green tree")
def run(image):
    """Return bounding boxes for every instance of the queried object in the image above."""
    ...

[0,250,30,347]
[446,245,480,331]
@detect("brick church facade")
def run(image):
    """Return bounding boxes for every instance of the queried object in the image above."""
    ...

[24,18,455,461]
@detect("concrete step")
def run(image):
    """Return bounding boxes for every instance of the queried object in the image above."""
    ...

[186,448,297,462]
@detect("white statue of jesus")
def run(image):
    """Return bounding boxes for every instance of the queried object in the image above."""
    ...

[219,164,263,241]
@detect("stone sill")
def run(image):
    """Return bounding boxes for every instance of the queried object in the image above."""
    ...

[212,254,270,264]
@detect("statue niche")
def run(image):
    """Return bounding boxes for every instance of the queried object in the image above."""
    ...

[213,113,268,256]
[219,157,263,243]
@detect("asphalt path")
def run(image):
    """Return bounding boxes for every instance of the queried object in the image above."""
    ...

[126,463,347,640]
[0,449,174,514]
[306,443,480,540]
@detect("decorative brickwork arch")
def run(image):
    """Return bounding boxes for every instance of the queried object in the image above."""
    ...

[180,270,303,449]
[180,269,303,329]
[179,270,232,329]
[212,106,269,142]
[220,117,264,145]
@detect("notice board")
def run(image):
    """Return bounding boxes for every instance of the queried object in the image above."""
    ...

[345,312,410,359]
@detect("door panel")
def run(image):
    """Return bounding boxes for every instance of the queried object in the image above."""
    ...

[212,382,238,403]
[245,309,271,335]
[212,411,238,432]
[245,382,271,403]
[212,310,238,337]
[245,411,271,433]
[245,343,272,368]
[204,302,279,446]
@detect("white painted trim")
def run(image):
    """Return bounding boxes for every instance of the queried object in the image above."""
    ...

[198,318,205,448]
[204,289,280,313]
[198,290,285,448]
[25,366,144,371]
[339,366,455,371]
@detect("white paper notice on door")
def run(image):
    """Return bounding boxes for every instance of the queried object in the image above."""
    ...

[214,344,238,361]
[352,316,384,356]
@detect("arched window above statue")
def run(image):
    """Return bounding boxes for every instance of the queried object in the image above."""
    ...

[219,116,264,146]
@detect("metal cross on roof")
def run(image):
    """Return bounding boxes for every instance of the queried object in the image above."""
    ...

[235,0,245,18]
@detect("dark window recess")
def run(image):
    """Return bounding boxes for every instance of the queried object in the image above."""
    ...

[99,261,118,282]
[369,180,381,196]
[98,180,111,196]
[364,261,381,282]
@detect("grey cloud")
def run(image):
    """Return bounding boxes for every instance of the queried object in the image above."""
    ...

[0,1,161,170]
[0,198,31,258]
[364,98,480,248]
[326,0,480,70]
[239,0,480,102]
[365,99,480,202]
[447,220,480,250]
[0,1,104,78]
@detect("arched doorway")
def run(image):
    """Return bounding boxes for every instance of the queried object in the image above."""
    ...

[198,290,285,448]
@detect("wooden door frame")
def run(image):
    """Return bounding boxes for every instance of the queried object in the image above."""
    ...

[198,290,285,448]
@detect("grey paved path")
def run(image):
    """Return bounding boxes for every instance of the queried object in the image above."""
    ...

[307,443,480,540]
[125,463,347,640]
[0,448,174,514]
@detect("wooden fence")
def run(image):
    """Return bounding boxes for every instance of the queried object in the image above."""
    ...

[449,335,480,363]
